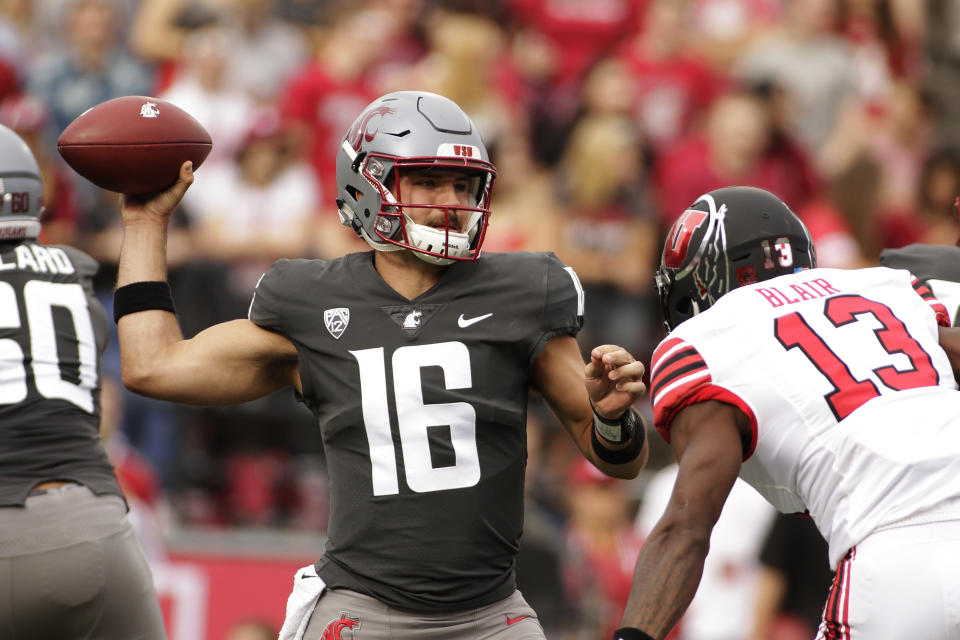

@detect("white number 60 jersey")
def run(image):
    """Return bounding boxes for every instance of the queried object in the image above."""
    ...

[651,266,960,568]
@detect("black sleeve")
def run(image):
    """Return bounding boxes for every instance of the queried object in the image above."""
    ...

[530,252,584,361]
[248,259,304,335]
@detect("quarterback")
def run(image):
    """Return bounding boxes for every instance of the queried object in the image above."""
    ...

[615,187,960,640]
[114,91,648,640]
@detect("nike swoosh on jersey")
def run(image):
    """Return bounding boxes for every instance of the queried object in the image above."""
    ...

[458,313,493,328]
[505,614,531,626]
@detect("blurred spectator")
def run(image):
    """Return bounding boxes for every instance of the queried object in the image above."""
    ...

[655,85,818,227]
[687,0,782,71]
[131,0,306,102]
[925,0,960,145]
[26,0,153,258]
[507,0,642,92]
[279,5,385,199]
[27,0,153,135]
[407,8,517,147]
[506,0,643,165]
[914,147,960,246]
[735,0,858,162]
[618,0,729,156]
[219,0,307,103]
[836,0,925,108]
[160,25,258,169]
[795,195,869,269]
[181,107,320,309]
[553,114,659,358]
[0,93,79,245]
[822,78,932,202]
[747,513,832,640]
[638,463,775,640]
[484,133,560,254]
[563,457,643,640]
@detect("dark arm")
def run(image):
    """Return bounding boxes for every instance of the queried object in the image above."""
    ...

[618,400,749,639]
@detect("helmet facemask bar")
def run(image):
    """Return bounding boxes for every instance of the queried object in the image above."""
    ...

[658,195,730,330]
[361,153,495,264]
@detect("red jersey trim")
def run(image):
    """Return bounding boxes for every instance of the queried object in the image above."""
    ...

[652,337,758,459]
[656,384,760,460]
[912,277,951,327]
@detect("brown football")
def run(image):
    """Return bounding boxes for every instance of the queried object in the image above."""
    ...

[57,96,212,195]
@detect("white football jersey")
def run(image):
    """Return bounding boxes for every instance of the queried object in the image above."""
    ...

[651,266,960,568]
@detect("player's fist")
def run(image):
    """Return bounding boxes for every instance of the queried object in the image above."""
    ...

[585,344,647,419]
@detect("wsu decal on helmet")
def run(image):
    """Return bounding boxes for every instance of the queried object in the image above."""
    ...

[321,612,361,640]
[346,106,395,151]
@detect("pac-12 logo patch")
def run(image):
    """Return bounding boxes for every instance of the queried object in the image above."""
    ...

[324,307,350,339]
[321,612,361,640]
[663,209,708,269]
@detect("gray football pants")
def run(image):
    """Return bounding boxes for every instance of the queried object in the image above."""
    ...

[304,588,545,640]
[0,484,166,640]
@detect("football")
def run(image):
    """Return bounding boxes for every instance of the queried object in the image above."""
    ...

[57,96,212,195]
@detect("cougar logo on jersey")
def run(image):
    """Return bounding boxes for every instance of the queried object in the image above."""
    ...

[324,307,350,339]
[321,612,361,640]
[402,309,422,328]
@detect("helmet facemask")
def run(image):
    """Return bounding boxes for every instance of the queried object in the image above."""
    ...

[340,143,495,265]
[335,91,497,265]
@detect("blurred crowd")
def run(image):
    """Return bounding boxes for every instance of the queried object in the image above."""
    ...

[2,0,960,636]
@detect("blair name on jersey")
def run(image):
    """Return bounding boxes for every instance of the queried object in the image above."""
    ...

[755,277,840,308]
[0,244,76,274]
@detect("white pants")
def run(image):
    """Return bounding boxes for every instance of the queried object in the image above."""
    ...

[816,519,960,639]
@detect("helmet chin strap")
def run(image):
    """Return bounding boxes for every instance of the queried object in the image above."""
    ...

[405,218,471,265]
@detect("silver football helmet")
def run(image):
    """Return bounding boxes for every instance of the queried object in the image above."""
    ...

[0,124,43,240]
[336,91,496,265]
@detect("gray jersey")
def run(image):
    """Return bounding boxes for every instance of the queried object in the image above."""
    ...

[0,241,120,506]
[249,251,583,612]
[880,244,960,325]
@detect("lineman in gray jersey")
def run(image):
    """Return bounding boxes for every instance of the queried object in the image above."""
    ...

[115,91,649,639]
[0,124,166,638]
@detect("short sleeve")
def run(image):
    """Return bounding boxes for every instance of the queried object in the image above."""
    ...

[650,335,759,459]
[248,259,300,334]
[530,253,584,360]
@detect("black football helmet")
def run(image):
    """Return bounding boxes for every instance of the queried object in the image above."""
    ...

[655,186,816,331]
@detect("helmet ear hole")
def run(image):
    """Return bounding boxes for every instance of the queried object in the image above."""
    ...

[345,185,361,202]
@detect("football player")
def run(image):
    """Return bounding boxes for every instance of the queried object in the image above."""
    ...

[114,91,649,640]
[0,125,166,638]
[614,186,960,640]
[878,196,960,326]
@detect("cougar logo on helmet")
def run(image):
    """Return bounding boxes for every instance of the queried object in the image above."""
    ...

[336,91,497,265]
[346,106,395,151]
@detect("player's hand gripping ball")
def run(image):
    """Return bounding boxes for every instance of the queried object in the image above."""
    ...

[57,96,212,195]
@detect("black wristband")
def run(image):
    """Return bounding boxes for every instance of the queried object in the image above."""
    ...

[613,628,654,640]
[113,281,175,323]
[593,401,628,443]
[591,408,646,465]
